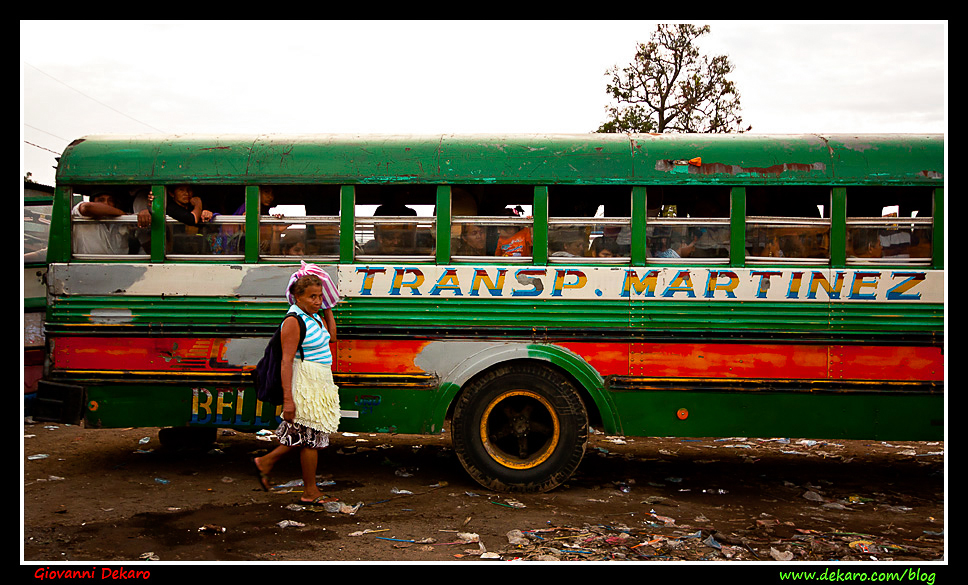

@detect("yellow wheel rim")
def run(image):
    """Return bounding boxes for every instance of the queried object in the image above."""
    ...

[479,390,560,470]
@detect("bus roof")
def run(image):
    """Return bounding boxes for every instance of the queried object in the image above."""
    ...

[55,133,944,187]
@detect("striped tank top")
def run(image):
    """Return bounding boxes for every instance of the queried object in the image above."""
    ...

[288,304,332,365]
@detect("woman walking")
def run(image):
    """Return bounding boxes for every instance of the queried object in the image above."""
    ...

[254,262,341,504]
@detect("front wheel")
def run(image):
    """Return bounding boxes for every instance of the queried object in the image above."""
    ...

[451,363,588,493]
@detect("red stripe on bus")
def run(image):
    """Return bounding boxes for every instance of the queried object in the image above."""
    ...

[52,337,941,382]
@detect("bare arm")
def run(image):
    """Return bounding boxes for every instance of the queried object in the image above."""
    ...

[77,201,125,219]
[322,308,337,372]
[279,316,300,422]
[188,197,204,224]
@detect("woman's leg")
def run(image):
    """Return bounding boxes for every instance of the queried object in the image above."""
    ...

[254,443,294,489]
[299,447,323,501]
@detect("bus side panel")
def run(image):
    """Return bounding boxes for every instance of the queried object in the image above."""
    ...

[82,385,279,429]
[334,386,438,434]
[608,389,943,441]
[82,382,435,435]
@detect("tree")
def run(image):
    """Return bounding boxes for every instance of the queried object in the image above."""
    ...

[597,24,749,134]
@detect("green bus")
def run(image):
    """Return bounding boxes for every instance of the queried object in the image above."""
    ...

[24,181,56,409]
[36,133,944,492]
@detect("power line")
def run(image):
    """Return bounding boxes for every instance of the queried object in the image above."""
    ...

[24,61,166,133]
[24,140,62,155]
[24,123,68,143]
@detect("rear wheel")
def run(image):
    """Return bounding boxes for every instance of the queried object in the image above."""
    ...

[452,362,587,493]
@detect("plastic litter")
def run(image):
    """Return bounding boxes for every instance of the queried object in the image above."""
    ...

[349,528,389,537]
[770,547,794,561]
[802,490,825,502]
[277,520,305,528]
[507,530,530,546]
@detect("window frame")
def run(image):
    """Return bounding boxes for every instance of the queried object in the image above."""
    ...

[59,182,944,271]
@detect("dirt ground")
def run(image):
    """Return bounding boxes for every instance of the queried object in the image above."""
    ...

[22,417,945,565]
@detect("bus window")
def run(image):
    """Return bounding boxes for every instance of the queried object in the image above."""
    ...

[549,185,630,262]
[646,186,730,262]
[355,185,436,259]
[70,186,151,259]
[24,200,53,264]
[450,185,533,261]
[846,187,933,264]
[746,186,830,263]
[165,185,245,258]
[258,185,340,260]
[165,185,245,260]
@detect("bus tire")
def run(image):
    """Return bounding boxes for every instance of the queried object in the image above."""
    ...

[451,362,588,493]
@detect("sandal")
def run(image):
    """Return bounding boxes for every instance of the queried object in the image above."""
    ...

[252,458,270,492]
[300,495,338,505]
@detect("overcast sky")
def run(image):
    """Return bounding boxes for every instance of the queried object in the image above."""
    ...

[21,20,947,187]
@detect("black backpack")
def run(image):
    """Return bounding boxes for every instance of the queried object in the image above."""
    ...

[253,313,306,405]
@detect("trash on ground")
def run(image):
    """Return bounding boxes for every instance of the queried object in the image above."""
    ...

[277,520,305,528]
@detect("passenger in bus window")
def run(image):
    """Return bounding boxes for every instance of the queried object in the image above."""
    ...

[365,224,417,255]
[166,185,214,225]
[762,235,785,258]
[495,224,532,257]
[129,188,154,253]
[233,186,279,216]
[590,236,620,258]
[454,223,487,256]
[550,228,588,258]
[849,230,883,258]
[781,234,807,258]
[493,206,532,257]
[653,241,679,258]
[362,203,417,255]
[651,226,696,258]
[280,229,306,256]
[71,191,135,254]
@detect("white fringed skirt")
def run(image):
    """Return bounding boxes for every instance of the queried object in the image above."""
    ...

[275,358,340,449]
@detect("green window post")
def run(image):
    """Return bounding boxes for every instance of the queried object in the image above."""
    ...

[729,187,746,267]
[932,187,943,270]
[339,185,356,264]
[244,185,260,263]
[631,186,647,265]
[435,185,451,264]
[150,185,166,263]
[830,188,847,268]
[48,186,73,262]
[532,186,549,265]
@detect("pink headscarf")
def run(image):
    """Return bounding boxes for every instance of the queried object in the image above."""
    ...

[286,261,340,308]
